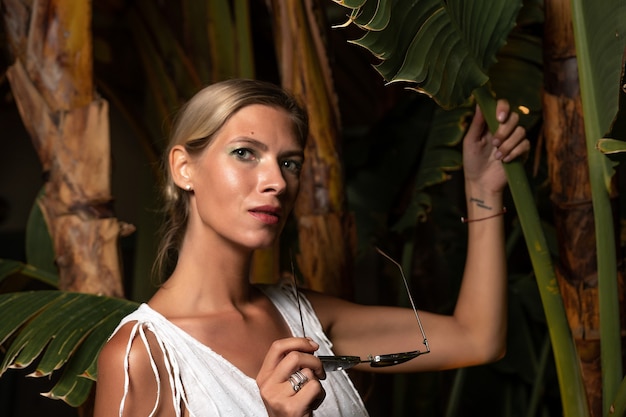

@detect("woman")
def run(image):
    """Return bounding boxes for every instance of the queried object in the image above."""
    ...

[94,78,529,417]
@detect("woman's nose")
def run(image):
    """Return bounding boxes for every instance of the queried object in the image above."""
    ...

[258,161,287,194]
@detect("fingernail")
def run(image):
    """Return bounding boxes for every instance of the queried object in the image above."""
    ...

[492,139,501,147]
[495,151,503,160]
[497,112,506,122]
[307,337,319,349]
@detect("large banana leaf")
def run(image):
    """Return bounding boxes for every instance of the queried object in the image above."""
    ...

[570,0,626,414]
[346,95,469,251]
[0,291,138,407]
[345,0,520,109]
[392,103,471,231]
[331,0,589,415]
[1,220,136,409]
[1,196,139,408]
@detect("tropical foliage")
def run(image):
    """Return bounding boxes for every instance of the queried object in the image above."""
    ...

[333,0,625,416]
[1,0,626,416]
[0,287,137,406]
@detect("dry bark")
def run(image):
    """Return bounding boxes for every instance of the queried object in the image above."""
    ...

[3,0,128,297]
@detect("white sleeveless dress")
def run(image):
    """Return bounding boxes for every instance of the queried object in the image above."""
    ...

[108,282,369,417]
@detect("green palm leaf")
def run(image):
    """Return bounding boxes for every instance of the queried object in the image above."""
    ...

[344,0,521,109]
[393,103,471,230]
[344,0,392,31]
[0,291,138,406]
[571,1,626,414]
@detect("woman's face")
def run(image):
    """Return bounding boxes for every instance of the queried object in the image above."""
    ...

[185,104,304,250]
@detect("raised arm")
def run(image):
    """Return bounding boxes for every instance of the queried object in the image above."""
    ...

[307,100,529,373]
[447,99,528,366]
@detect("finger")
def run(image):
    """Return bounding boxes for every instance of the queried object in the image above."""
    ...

[287,371,326,410]
[299,379,326,410]
[275,350,326,382]
[502,138,531,163]
[285,369,310,395]
[257,337,319,381]
[258,360,323,416]
[493,111,520,144]
[494,126,527,160]
[495,99,511,124]
[464,105,487,144]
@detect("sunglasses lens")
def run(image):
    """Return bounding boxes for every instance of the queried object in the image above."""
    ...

[318,355,362,372]
[369,351,422,367]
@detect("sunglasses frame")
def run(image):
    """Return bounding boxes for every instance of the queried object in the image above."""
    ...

[291,247,430,372]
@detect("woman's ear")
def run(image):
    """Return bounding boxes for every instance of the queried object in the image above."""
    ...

[170,145,193,191]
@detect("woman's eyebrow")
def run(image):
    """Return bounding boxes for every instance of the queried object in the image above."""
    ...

[282,149,305,158]
[232,137,304,158]
[231,137,268,150]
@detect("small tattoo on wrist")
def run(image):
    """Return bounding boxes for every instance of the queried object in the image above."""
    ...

[469,197,492,210]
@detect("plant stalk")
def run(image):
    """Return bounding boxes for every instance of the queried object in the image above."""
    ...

[473,85,590,417]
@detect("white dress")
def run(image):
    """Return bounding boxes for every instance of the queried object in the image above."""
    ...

[109,282,369,417]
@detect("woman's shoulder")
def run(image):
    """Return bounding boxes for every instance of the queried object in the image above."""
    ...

[95,320,175,416]
[98,320,157,374]
[97,303,172,378]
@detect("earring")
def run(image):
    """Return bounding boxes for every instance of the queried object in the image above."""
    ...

[185,184,192,191]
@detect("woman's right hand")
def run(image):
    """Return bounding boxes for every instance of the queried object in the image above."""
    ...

[256,337,327,417]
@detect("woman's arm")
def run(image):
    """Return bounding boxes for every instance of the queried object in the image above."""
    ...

[307,100,529,373]
[94,323,177,417]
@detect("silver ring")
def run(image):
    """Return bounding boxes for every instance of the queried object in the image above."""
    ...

[289,370,309,393]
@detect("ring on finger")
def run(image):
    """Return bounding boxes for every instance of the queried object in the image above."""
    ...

[289,370,309,393]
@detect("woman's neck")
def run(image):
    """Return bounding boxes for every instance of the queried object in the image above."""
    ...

[150,236,257,316]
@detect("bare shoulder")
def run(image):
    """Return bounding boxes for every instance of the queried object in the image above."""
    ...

[94,321,176,417]
[97,322,136,365]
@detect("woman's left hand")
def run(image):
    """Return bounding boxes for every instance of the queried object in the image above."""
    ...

[462,100,530,194]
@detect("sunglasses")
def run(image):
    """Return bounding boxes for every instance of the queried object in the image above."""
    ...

[291,247,430,372]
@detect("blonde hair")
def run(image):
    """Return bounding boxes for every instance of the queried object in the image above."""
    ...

[153,79,309,280]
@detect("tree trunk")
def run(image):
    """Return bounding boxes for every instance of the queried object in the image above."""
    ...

[3,0,127,297]
[543,1,623,414]
[268,0,355,298]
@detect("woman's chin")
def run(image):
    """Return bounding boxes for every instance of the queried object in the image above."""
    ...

[240,235,279,252]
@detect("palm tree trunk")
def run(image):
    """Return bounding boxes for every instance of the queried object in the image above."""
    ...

[268,0,355,298]
[3,0,126,297]
[543,1,622,414]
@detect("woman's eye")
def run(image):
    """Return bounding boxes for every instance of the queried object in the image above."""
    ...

[282,159,303,174]
[232,148,255,161]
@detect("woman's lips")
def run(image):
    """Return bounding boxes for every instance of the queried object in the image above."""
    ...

[249,206,281,225]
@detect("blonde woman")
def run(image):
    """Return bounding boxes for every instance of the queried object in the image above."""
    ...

[94,79,529,417]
